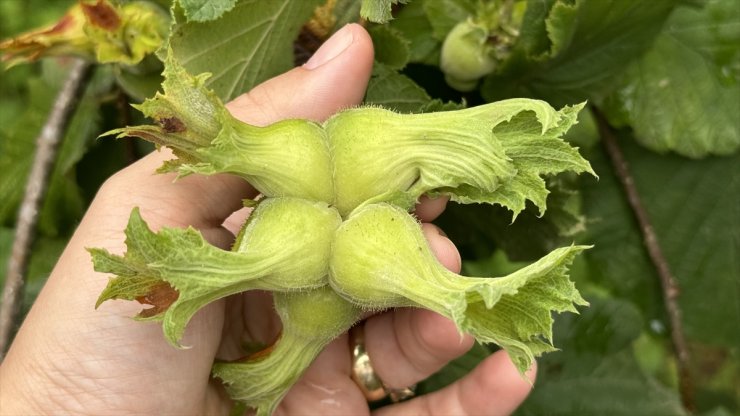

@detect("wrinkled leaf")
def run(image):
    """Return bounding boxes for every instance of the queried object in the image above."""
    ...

[178,0,237,22]
[423,0,476,40]
[483,0,677,105]
[516,297,686,415]
[368,25,410,69]
[168,0,322,101]
[388,0,440,64]
[606,0,740,157]
[582,136,740,347]
[360,0,408,23]
[0,63,107,236]
[364,63,435,112]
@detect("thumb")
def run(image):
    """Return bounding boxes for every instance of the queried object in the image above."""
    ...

[228,23,374,126]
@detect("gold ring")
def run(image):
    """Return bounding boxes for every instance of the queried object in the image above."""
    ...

[349,323,417,403]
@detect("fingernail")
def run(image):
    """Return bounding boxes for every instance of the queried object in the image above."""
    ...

[303,24,354,70]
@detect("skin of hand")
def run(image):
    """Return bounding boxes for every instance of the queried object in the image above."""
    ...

[0,24,535,415]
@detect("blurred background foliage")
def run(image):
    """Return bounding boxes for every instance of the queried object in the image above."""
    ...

[1,0,738,414]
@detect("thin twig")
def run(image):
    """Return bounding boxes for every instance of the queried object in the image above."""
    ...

[0,58,93,359]
[591,106,695,413]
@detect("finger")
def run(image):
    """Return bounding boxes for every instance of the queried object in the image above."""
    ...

[94,148,255,235]
[276,335,369,416]
[365,309,474,390]
[227,23,373,126]
[364,224,467,389]
[414,195,449,222]
[422,223,461,272]
[373,350,537,416]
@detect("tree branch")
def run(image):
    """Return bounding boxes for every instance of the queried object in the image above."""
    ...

[591,106,695,412]
[0,58,93,359]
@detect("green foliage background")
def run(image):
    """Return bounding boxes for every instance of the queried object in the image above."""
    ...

[1,0,738,414]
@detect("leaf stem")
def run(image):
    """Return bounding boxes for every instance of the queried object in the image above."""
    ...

[591,106,695,413]
[0,58,92,360]
[115,88,137,164]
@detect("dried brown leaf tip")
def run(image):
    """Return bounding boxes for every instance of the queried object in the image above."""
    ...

[158,117,187,134]
[136,282,179,319]
[80,0,121,31]
[0,4,91,66]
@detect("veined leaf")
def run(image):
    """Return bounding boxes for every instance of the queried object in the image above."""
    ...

[364,63,435,112]
[0,63,107,236]
[582,136,740,347]
[607,0,740,157]
[423,0,477,40]
[517,297,686,415]
[168,0,322,101]
[360,0,408,23]
[388,0,440,65]
[178,0,237,22]
[368,25,410,70]
[483,0,677,105]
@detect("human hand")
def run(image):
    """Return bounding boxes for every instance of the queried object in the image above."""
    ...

[0,24,535,415]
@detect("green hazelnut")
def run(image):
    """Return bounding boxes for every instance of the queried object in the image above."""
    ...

[91,197,341,345]
[440,21,497,92]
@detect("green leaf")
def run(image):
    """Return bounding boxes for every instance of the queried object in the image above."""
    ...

[178,0,237,22]
[360,0,408,24]
[519,353,687,415]
[364,64,435,112]
[168,0,322,101]
[483,0,677,105]
[0,63,108,236]
[333,0,363,28]
[516,297,687,415]
[388,0,440,65]
[368,25,410,70]
[422,0,477,40]
[439,173,589,263]
[582,137,740,347]
[607,0,740,157]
